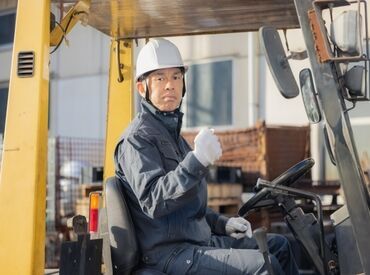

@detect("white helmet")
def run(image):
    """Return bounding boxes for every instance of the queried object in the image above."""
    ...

[136,38,188,81]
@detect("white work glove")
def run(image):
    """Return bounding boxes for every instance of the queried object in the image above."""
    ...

[193,128,222,167]
[225,217,253,239]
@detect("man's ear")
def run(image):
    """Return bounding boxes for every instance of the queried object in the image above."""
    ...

[136,81,146,98]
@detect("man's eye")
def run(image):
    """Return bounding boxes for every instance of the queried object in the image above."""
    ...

[156,77,164,81]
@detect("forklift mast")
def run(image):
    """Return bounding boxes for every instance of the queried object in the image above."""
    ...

[294,0,370,272]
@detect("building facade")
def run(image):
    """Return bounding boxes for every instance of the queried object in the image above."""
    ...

[2,3,370,182]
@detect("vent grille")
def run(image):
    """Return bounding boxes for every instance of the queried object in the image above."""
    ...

[17,51,35,77]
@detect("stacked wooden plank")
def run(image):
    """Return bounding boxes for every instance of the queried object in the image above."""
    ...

[182,122,310,186]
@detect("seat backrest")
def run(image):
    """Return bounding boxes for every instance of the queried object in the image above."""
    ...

[105,177,139,275]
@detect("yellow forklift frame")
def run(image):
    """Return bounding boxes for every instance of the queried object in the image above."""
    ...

[0,0,50,273]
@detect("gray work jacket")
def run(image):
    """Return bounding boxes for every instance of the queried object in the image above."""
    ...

[114,100,229,265]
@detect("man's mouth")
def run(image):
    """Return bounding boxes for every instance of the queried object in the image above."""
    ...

[163,96,176,101]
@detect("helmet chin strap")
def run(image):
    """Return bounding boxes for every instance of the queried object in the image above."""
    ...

[145,79,150,102]
[182,78,186,97]
[179,78,186,109]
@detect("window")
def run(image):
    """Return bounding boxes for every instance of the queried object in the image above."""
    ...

[185,59,233,127]
[0,85,8,134]
[0,12,16,46]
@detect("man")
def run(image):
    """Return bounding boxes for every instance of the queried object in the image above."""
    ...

[114,38,299,274]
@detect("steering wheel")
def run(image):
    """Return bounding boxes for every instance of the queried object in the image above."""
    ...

[238,158,315,216]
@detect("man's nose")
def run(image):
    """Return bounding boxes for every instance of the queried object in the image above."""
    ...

[165,79,175,90]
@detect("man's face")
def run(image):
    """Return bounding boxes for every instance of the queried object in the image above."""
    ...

[137,68,184,112]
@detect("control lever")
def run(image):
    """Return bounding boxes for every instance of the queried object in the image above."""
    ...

[253,227,275,275]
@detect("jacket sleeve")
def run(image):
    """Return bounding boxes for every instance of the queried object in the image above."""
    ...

[205,207,229,235]
[117,133,208,219]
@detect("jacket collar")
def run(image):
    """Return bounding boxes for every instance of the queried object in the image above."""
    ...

[141,99,183,140]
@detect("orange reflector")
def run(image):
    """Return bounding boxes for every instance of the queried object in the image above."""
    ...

[89,192,100,233]
[90,193,100,209]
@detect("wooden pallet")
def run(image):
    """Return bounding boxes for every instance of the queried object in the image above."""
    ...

[208,198,241,216]
[208,183,242,215]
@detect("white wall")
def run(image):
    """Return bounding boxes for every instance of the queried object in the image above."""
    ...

[49,23,110,138]
[166,32,309,128]
[0,47,12,82]
[260,28,310,126]
[261,57,309,126]
[49,74,108,139]
[169,34,250,128]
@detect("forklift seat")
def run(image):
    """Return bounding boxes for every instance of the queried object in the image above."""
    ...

[105,177,166,275]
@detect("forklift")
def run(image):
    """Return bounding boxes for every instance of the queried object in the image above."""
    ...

[0,0,369,274]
